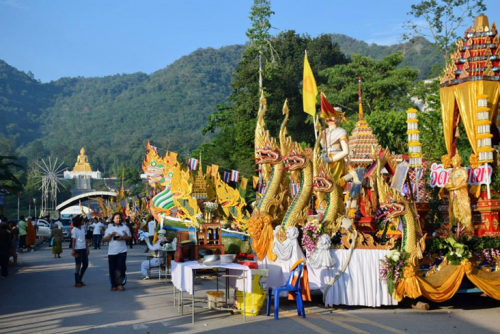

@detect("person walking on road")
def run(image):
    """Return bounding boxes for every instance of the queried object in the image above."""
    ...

[51,225,63,258]
[71,215,89,287]
[92,219,103,249]
[18,216,27,253]
[8,221,18,265]
[26,218,36,252]
[85,219,93,248]
[0,223,11,278]
[103,213,131,291]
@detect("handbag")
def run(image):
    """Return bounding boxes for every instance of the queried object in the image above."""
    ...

[50,237,54,247]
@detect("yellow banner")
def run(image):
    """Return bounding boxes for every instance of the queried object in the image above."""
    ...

[252,176,259,189]
[211,164,219,178]
[240,177,248,190]
[303,52,318,116]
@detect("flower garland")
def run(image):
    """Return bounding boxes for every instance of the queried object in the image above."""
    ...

[482,248,500,266]
[301,219,324,256]
[379,250,408,295]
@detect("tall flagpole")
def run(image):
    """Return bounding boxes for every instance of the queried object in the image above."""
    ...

[304,50,319,140]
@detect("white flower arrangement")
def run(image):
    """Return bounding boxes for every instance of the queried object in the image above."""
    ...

[204,201,218,212]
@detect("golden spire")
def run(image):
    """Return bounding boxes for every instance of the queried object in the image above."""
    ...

[474,15,489,31]
[118,166,125,200]
[199,152,203,176]
[358,77,364,120]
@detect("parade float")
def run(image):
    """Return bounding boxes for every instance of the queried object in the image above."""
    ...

[136,15,500,314]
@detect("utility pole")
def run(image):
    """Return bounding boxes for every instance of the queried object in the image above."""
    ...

[17,192,21,220]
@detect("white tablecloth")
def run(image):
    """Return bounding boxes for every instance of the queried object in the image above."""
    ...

[307,249,398,307]
[171,261,252,295]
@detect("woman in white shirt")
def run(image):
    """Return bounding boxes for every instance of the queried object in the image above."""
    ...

[102,213,131,291]
[71,215,89,288]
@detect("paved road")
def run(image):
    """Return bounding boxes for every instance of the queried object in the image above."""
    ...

[1,243,499,334]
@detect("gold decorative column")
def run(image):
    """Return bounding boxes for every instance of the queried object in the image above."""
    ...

[406,108,422,168]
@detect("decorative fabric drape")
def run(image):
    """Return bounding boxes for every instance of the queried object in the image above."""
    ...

[251,215,277,262]
[440,87,457,155]
[313,249,397,307]
[394,259,500,302]
[440,82,500,155]
[288,259,312,302]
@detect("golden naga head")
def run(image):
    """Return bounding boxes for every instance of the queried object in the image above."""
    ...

[216,177,243,208]
[284,143,310,171]
[255,138,282,165]
[142,141,166,185]
[142,141,180,187]
[379,200,406,219]
[312,166,334,192]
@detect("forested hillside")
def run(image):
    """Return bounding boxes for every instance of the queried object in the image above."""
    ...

[0,34,444,177]
[0,45,246,175]
[330,35,444,79]
[0,60,55,145]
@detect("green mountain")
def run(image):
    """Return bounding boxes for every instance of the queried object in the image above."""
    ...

[0,34,444,176]
[0,45,246,174]
[329,34,444,79]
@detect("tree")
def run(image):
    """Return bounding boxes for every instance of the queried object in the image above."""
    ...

[364,111,408,153]
[200,32,348,174]
[246,0,275,89]
[403,0,487,60]
[0,155,23,193]
[321,52,418,116]
[118,167,141,188]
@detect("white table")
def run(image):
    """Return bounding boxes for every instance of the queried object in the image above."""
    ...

[307,249,398,307]
[171,261,252,323]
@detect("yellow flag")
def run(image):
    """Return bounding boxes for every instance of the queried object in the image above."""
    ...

[211,164,219,178]
[303,52,318,116]
[206,165,212,177]
[240,177,248,190]
[252,176,259,189]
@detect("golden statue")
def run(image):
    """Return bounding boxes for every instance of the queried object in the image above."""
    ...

[73,147,92,172]
[445,155,474,235]
[319,110,350,219]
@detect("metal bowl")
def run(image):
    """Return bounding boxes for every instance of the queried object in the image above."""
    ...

[203,254,220,264]
[220,254,236,264]
[198,249,213,259]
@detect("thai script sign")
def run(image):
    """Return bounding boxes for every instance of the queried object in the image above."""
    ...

[429,163,492,188]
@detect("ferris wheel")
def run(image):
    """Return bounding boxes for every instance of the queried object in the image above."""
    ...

[36,157,66,218]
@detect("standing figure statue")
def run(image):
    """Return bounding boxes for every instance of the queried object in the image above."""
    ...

[445,155,474,235]
[319,111,350,217]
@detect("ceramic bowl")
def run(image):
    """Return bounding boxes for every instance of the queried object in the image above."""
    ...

[220,254,236,264]
[203,254,220,264]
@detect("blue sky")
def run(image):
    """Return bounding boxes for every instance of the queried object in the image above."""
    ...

[1,0,499,82]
